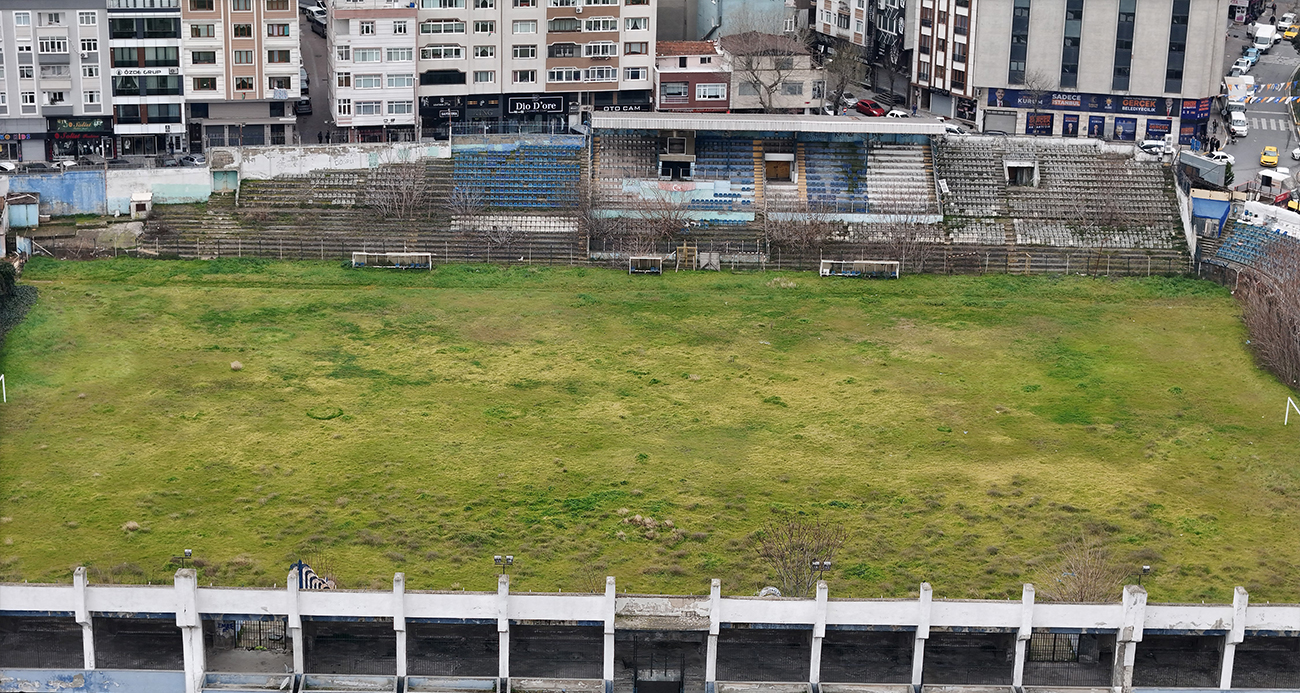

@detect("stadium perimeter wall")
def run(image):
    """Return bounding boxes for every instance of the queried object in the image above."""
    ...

[208,143,452,181]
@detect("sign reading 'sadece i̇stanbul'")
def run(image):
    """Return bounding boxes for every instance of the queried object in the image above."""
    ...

[987,88,1211,120]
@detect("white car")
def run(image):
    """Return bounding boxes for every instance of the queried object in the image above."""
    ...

[1233,57,1253,74]
[1291,146,1300,161]
[885,109,911,118]
[1206,151,1235,165]
[1230,111,1249,137]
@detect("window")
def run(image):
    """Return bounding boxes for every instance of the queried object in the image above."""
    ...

[548,43,578,57]
[660,82,687,99]
[47,91,70,107]
[355,73,383,88]
[474,70,495,82]
[1165,0,1188,92]
[360,20,375,34]
[784,15,796,31]
[1008,0,1029,84]
[426,0,465,7]
[337,45,351,60]
[42,12,64,26]
[429,43,466,58]
[233,24,252,37]
[233,0,250,8]
[549,17,581,31]
[584,41,617,57]
[508,69,535,83]
[235,76,254,90]
[584,17,617,31]
[916,61,930,82]
[387,73,414,87]
[587,0,618,5]
[918,34,931,54]
[193,77,216,90]
[337,98,352,115]
[79,11,98,25]
[836,12,850,29]
[355,101,381,115]
[780,81,803,95]
[191,23,214,37]
[548,66,581,82]
[938,10,948,24]
[190,50,216,65]
[40,65,71,79]
[110,48,135,67]
[952,41,967,64]
[625,16,648,30]
[233,50,254,63]
[937,38,946,53]
[115,104,140,123]
[475,20,495,33]
[267,0,290,9]
[513,44,536,58]
[21,92,37,114]
[39,37,69,54]
[515,0,537,6]
[585,65,615,81]
[421,20,465,34]
[624,66,646,80]
[550,0,576,5]
[14,12,30,26]
[474,45,495,57]
[476,0,495,8]
[953,14,968,35]
[811,80,824,98]
[83,65,100,78]
[267,50,290,63]
[18,65,34,80]
[855,19,864,32]
[1059,0,1081,88]
[394,20,408,34]
[111,18,136,38]
[17,44,32,54]
[1113,0,1134,90]
[268,76,291,90]
[143,46,179,66]
[513,20,536,33]
[337,72,352,86]
[920,6,932,26]
[79,38,98,53]
[627,0,649,5]
[267,23,290,36]
[388,100,414,114]
[624,41,648,54]
[696,83,726,100]
[354,47,381,61]
[387,47,413,60]
[950,68,965,90]
[144,17,179,38]
[738,81,758,96]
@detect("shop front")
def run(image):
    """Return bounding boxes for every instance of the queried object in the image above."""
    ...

[979,87,1212,144]
[0,132,44,162]
[46,117,116,160]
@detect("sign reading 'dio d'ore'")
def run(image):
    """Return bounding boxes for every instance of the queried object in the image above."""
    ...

[1025,112,1054,135]
[507,96,565,114]
[987,89,1184,117]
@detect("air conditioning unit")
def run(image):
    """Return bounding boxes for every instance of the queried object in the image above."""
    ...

[80,52,89,59]
[575,7,582,12]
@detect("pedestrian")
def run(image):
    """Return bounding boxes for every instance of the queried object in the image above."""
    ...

[911,102,918,116]
[325,131,331,144]
[317,131,323,144]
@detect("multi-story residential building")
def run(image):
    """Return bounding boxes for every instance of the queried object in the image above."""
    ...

[654,40,728,112]
[411,0,657,134]
[972,0,1230,143]
[718,31,821,113]
[108,0,186,155]
[907,0,976,121]
[806,0,908,105]
[0,0,112,162]
[181,0,301,149]
[328,0,418,142]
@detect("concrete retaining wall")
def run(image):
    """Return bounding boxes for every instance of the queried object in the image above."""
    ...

[1,168,210,216]
[209,143,452,180]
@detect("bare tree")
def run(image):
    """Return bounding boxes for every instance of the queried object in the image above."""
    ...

[1020,68,1055,115]
[1238,239,1300,391]
[720,30,812,113]
[448,185,488,239]
[1037,537,1125,603]
[818,38,867,112]
[764,201,840,254]
[869,196,943,273]
[366,163,431,219]
[757,519,846,598]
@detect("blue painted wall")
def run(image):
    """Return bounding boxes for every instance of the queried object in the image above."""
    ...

[0,669,184,693]
[5,171,106,217]
[9,203,40,228]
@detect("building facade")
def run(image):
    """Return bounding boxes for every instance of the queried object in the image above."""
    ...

[328,0,418,142]
[718,31,822,113]
[907,0,976,121]
[411,0,657,135]
[654,40,729,112]
[182,0,301,149]
[971,0,1230,143]
[0,0,112,162]
[108,0,186,156]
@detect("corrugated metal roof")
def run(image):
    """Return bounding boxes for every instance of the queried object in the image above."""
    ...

[591,112,945,134]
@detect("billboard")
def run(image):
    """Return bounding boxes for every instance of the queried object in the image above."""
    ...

[987,89,1211,121]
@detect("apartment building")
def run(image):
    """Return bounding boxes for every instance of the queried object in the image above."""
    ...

[182,0,301,149]
[907,0,976,121]
[328,0,419,142]
[718,31,822,113]
[972,0,1230,142]
[0,0,112,162]
[411,0,657,133]
[108,0,186,155]
[654,40,728,112]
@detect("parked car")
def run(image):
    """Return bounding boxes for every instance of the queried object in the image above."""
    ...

[1261,146,1280,167]
[1233,57,1253,74]
[1287,24,1299,39]
[180,154,207,166]
[306,7,326,22]
[1282,11,1297,26]
[295,99,313,115]
[0,161,18,172]
[838,91,856,108]
[1138,139,1170,155]
[53,160,77,169]
[1292,146,1300,161]
[852,99,886,116]
[1230,110,1249,137]
[161,157,180,167]
[1206,151,1235,165]
[1244,47,1261,65]
[885,109,911,118]
[23,162,54,172]
[944,123,967,135]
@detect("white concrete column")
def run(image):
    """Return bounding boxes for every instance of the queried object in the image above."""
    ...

[705,578,720,693]
[1220,586,1248,689]
[174,569,203,693]
[394,573,407,678]
[910,582,932,691]
[809,581,827,691]
[1012,584,1034,689]
[74,566,95,670]
[288,568,305,675]
[603,576,616,693]
[498,574,511,693]
[1113,585,1147,693]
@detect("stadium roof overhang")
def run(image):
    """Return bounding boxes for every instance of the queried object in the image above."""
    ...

[591,112,946,135]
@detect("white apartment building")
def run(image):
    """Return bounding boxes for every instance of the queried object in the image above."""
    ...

[182,0,301,149]
[907,0,976,121]
[108,0,186,155]
[0,1,112,162]
[328,0,419,141]
[411,0,656,133]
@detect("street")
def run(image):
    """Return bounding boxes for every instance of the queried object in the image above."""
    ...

[1222,20,1300,185]
[297,10,337,144]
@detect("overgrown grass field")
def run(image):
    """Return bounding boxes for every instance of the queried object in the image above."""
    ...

[1,258,1297,602]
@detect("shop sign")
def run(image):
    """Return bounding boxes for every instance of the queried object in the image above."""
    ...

[598,104,649,112]
[1025,112,1054,135]
[111,67,178,77]
[507,95,565,114]
[1,133,34,141]
[988,88,1187,117]
[50,118,109,133]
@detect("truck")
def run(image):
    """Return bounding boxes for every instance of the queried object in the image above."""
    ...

[1252,24,1278,53]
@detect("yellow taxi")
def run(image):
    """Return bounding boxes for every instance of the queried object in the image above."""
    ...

[1262,146,1280,167]
[1287,25,1299,39]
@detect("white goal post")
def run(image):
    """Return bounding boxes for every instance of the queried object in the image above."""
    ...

[1287,397,1300,425]
[350,252,433,270]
